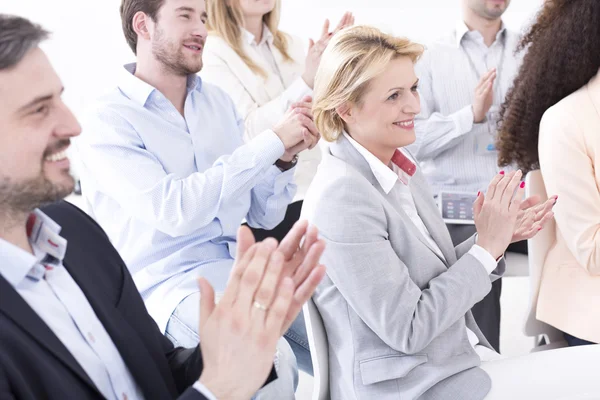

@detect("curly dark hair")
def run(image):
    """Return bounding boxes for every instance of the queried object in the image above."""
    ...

[496,0,600,173]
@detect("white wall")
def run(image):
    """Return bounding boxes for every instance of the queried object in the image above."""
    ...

[282,0,543,44]
[1,0,544,174]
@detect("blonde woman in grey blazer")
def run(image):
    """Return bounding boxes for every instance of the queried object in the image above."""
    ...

[302,26,556,400]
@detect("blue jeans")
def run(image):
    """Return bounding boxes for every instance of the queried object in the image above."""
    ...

[247,200,314,375]
[165,291,298,399]
[284,309,313,375]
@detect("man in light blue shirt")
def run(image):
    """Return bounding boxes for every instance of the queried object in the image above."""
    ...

[78,0,319,397]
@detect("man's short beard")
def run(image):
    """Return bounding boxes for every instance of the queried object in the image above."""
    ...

[0,174,73,218]
[152,26,202,76]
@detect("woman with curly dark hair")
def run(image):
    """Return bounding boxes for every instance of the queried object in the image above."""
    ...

[497,0,600,346]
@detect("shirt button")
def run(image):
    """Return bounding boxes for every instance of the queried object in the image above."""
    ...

[170,112,177,117]
[87,332,95,343]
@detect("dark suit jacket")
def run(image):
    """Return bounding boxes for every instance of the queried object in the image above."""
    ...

[0,200,275,399]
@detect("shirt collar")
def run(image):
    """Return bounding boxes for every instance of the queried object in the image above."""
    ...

[0,209,67,288]
[242,24,274,46]
[343,131,417,194]
[455,20,507,48]
[118,63,203,107]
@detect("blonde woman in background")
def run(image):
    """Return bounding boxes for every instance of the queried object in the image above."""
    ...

[202,0,352,240]
[302,26,555,399]
[202,0,352,375]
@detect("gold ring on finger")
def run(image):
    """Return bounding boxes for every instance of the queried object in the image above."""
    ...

[253,300,269,312]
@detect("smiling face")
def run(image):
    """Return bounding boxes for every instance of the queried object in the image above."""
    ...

[341,56,421,160]
[146,0,208,75]
[0,47,81,214]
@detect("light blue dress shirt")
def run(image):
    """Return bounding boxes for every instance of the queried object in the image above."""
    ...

[78,64,296,332]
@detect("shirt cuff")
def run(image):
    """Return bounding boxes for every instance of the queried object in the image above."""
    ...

[468,244,498,275]
[285,77,313,103]
[262,164,297,197]
[193,382,218,400]
[248,129,286,168]
[452,105,475,136]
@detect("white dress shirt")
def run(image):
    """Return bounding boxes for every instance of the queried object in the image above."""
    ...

[0,210,217,399]
[411,21,523,195]
[243,26,296,87]
[344,132,502,361]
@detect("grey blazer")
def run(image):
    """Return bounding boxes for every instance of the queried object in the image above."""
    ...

[301,135,505,400]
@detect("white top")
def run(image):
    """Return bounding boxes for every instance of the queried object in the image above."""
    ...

[411,20,522,195]
[242,26,282,77]
[202,24,321,201]
[344,132,502,361]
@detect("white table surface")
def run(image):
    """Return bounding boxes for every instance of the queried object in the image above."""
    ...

[482,345,600,399]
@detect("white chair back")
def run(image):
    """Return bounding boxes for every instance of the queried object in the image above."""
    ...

[303,298,330,400]
[524,171,566,349]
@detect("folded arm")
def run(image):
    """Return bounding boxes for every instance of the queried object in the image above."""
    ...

[80,108,288,237]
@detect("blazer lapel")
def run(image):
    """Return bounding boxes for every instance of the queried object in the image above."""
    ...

[269,41,300,87]
[63,259,176,399]
[386,184,448,266]
[329,135,379,188]
[0,275,102,396]
[331,137,452,265]
[208,38,271,105]
[409,173,458,266]
[230,39,286,104]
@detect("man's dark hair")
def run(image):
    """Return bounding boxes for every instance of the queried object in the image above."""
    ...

[0,14,49,70]
[120,0,166,54]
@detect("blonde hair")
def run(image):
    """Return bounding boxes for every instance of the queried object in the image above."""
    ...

[313,26,424,142]
[206,0,293,79]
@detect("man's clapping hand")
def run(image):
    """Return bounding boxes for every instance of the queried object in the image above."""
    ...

[197,223,326,399]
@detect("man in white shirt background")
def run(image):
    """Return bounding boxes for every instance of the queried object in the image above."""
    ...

[410,0,525,352]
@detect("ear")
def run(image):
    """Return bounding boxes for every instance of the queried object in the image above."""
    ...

[132,11,152,41]
[335,102,355,125]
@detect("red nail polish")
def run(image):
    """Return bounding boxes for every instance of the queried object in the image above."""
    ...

[499,171,505,175]
[477,191,481,197]
[538,227,543,231]
[520,181,525,188]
